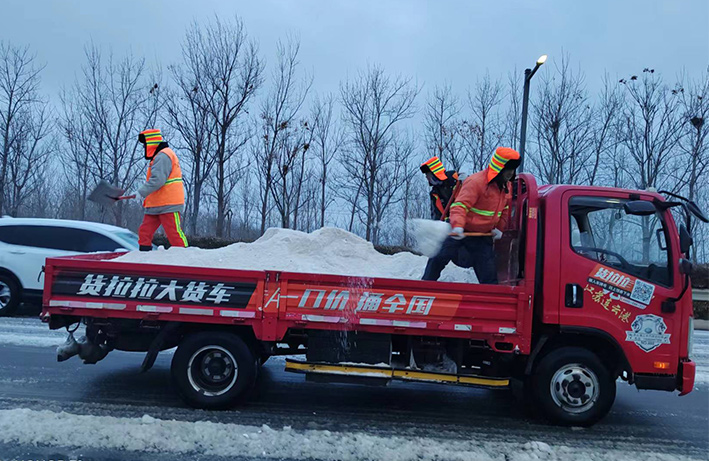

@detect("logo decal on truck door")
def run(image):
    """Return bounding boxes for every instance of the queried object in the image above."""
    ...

[587,264,655,309]
[625,314,671,352]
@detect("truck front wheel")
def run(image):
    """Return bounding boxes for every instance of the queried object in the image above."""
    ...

[171,332,257,409]
[531,347,615,426]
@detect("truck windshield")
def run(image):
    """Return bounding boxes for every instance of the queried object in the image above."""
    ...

[569,196,671,286]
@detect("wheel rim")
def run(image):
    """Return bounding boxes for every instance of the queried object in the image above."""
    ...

[187,345,239,397]
[550,363,599,414]
[0,282,11,308]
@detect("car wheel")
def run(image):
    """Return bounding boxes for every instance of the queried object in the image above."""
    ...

[171,331,257,410]
[531,347,615,426]
[0,274,20,316]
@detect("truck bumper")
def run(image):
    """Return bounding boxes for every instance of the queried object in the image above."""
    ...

[678,360,695,396]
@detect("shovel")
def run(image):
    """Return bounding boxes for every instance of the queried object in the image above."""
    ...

[408,219,492,258]
[88,180,136,206]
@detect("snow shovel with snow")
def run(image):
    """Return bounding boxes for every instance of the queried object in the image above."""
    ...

[88,180,136,206]
[409,219,492,258]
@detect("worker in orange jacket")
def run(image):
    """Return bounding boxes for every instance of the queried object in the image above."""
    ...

[130,129,188,251]
[422,147,520,283]
[420,156,459,221]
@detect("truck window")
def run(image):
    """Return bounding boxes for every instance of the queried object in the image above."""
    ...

[569,196,671,286]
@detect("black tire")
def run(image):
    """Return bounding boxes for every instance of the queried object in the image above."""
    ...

[531,347,615,426]
[0,274,21,317]
[171,331,257,410]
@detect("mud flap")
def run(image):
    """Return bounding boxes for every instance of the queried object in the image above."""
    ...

[140,322,181,372]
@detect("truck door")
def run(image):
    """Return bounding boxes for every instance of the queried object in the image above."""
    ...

[558,193,682,375]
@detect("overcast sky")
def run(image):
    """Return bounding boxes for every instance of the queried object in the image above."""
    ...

[1,0,707,103]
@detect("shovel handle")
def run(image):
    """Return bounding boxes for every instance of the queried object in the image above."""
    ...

[449,232,493,237]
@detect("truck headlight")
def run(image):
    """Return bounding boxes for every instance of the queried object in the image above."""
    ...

[688,317,694,359]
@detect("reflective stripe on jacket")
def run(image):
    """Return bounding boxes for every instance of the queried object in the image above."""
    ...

[143,147,185,208]
[449,169,511,232]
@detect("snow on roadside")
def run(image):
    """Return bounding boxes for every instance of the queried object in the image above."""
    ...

[692,330,709,385]
[115,227,477,284]
[0,408,698,461]
[0,317,83,348]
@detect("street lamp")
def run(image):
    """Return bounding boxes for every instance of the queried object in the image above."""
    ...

[518,54,547,172]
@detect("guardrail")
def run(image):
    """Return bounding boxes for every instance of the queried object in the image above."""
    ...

[694,289,709,302]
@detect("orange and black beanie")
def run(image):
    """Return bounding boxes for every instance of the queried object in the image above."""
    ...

[420,156,448,181]
[487,147,520,183]
[138,129,165,159]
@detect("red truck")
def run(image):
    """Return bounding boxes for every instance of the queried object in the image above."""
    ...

[41,174,704,426]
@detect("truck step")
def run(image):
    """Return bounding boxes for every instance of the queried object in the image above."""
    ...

[284,359,509,389]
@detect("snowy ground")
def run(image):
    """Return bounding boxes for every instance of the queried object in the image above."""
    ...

[0,317,707,461]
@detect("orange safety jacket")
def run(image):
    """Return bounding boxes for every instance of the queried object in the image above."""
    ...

[143,147,185,208]
[449,169,511,233]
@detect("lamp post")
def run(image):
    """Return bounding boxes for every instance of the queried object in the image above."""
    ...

[518,54,547,172]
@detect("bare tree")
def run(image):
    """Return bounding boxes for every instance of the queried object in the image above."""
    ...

[676,69,709,260]
[424,84,465,170]
[619,68,684,260]
[60,44,161,227]
[5,105,54,216]
[187,17,263,237]
[587,74,624,185]
[254,38,312,230]
[530,56,595,185]
[340,64,419,242]
[164,34,220,235]
[502,69,522,151]
[463,72,505,171]
[310,93,345,228]
[0,42,45,216]
[619,68,684,191]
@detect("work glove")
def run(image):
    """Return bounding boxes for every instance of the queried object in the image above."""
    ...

[451,227,465,240]
[491,228,503,241]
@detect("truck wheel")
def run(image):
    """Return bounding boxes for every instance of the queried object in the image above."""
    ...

[171,332,257,410]
[531,347,615,426]
[0,274,20,317]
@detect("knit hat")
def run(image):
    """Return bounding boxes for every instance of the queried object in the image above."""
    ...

[420,157,448,181]
[138,129,164,159]
[487,147,521,182]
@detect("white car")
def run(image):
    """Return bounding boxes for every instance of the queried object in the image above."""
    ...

[0,218,141,315]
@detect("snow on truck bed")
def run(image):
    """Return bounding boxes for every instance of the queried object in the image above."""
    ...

[115,227,477,284]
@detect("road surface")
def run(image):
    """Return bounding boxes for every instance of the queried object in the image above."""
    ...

[0,317,706,461]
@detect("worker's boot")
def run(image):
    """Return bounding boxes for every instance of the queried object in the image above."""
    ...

[139,245,152,252]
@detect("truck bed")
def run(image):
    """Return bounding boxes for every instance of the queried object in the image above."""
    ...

[42,251,534,354]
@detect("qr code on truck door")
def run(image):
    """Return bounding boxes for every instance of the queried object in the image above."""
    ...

[630,279,655,305]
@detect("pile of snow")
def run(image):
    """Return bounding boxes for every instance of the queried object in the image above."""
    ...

[0,408,696,461]
[116,227,477,284]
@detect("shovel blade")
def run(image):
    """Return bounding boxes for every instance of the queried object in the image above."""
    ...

[88,180,125,206]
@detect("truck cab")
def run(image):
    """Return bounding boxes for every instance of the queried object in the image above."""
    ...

[537,185,695,395]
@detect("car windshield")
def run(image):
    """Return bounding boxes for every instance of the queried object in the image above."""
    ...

[111,230,141,251]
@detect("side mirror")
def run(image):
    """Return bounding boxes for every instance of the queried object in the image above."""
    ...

[686,200,709,223]
[679,258,693,275]
[679,224,693,254]
[624,200,656,216]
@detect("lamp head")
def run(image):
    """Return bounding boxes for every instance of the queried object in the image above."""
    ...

[536,55,548,66]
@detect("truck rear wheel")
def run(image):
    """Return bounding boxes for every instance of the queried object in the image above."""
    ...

[171,332,257,409]
[531,347,615,426]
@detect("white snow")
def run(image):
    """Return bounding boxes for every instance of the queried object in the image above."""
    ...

[115,227,477,283]
[0,408,698,461]
[692,330,709,385]
[0,317,79,347]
